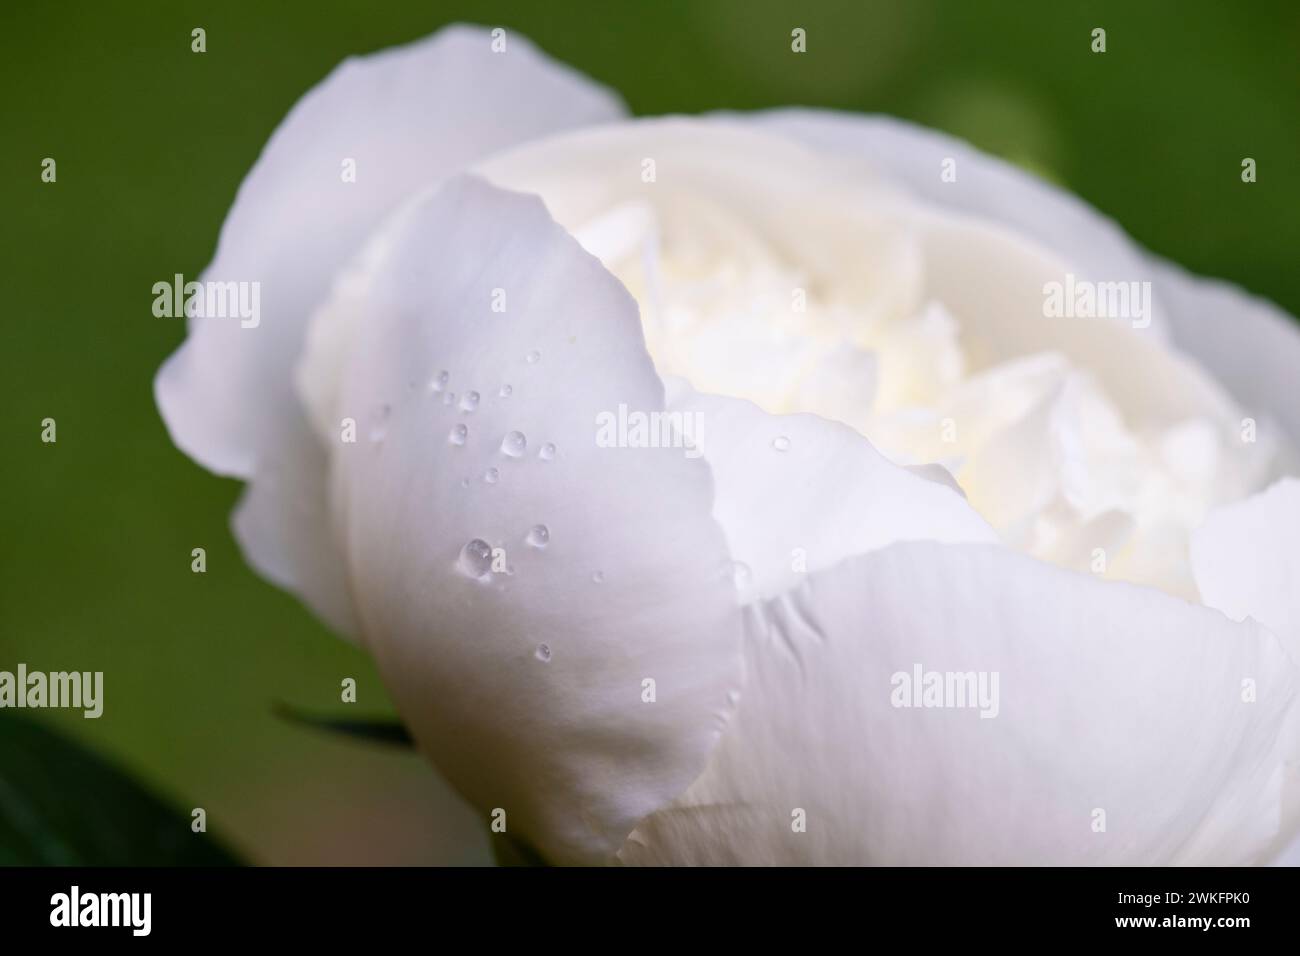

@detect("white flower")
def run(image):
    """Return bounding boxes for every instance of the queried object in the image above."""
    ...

[156,26,1300,865]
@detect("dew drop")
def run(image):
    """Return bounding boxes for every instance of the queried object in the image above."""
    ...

[457,539,492,579]
[772,435,791,452]
[499,384,512,398]
[460,391,480,412]
[539,442,556,461]
[448,424,468,446]
[483,467,500,484]
[591,570,605,584]
[429,370,449,393]
[525,349,541,364]
[535,643,552,663]
[526,524,550,549]
[501,430,527,458]
[442,391,456,407]
[460,477,470,488]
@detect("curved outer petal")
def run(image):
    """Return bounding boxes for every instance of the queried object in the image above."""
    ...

[302,175,743,865]
[1147,261,1300,450]
[745,109,1300,445]
[154,25,625,636]
[229,416,359,635]
[1192,478,1300,655]
[620,542,1300,865]
[664,383,998,601]
[1204,488,1300,866]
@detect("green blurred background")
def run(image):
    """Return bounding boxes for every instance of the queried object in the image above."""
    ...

[2,0,1297,864]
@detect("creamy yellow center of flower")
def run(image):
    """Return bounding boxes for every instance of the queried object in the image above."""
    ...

[571,195,1276,601]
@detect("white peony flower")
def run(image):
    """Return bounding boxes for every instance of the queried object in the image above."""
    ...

[155,26,1300,865]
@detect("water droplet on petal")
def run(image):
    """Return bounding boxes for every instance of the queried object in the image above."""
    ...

[501,431,527,457]
[448,424,468,446]
[526,350,541,364]
[499,384,512,398]
[429,371,449,393]
[460,477,470,488]
[526,524,550,549]
[539,442,556,461]
[772,435,791,452]
[483,467,499,484]
[457,539,492,579]
[460,391,480,412]
[442,391,456,406]
[591,570,605,584]
[535,643,552,663]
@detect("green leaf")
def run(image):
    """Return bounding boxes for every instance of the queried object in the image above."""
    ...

[0,712,242,866]
[271,700,414,747]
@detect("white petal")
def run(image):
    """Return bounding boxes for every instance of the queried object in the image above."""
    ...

[666,386,997,600]
[712,112,1245,445]
[1147,261,1300,448]
[229,423,360,637]
[911,200,1240,433]
[620,542,1300,865]
[740,110,1174,337]
[744,109,1300,445]
[309,175,742,864]
[1191,478,1300,654]
[743,111,1180,325]
[154,25,624,635]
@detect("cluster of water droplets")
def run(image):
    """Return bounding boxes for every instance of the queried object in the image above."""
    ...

[436,354,600,604]
[429,367,561,468]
